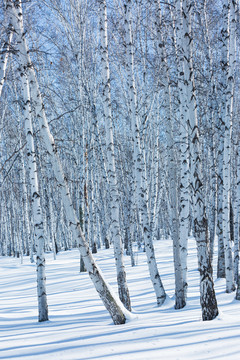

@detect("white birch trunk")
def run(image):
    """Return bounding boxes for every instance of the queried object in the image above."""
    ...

[195,0,218,263]
[221,0,236,292]
[19,136,34,262]
[124,0,166,306]
[217,116,226,278]
[233,151,239,281]
[0,28,12,97]
[20,69,48,321]
[235,142,240,282]
[176,0,218,320]
[47,182,56,260]
[12,76,34,262]
[175,0,190,300]
[202,1,217,262]
[154,0,185,309]
[98,0,131,311]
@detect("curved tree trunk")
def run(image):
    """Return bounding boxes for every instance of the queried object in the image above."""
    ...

[98,0,131,311]
[7,0,128,325]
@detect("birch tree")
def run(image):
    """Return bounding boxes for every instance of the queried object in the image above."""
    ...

[6,0,129,325]
[176,0,218,320]
[98,0,131,311]
[0,24,12,97]
[174,0,190,303]
[19,69,49,321]
[194,0,218,262]
[154,0,185,309]
[220,0,236,293]
[124,0,166,306]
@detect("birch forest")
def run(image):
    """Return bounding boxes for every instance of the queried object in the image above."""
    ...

[0,0,240,325]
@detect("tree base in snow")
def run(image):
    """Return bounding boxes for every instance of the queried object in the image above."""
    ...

[235,276,240,300]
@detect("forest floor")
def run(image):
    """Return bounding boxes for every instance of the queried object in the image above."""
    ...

[0,238,240,360]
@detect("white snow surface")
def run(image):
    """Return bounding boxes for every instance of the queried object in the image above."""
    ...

[1,238,240,360]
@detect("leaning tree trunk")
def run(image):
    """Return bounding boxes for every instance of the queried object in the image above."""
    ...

[176,0,218,321]
[7,0,128,325]
[98,0,131,311]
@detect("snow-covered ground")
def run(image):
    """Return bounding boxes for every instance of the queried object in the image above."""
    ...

[0,238,240,360]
